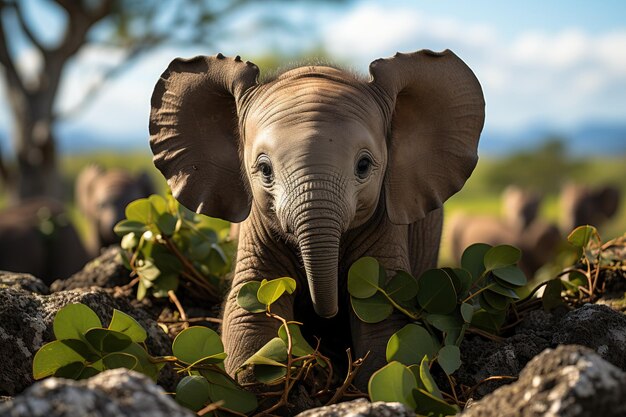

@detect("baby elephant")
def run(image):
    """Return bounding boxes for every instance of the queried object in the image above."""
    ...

[76,165,154,257]
[0,198,89,284]
[149,50,485,386]
[560,183,621,233]
[448,186,562,278]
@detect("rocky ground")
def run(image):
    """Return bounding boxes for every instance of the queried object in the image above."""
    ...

[0,245,625,416]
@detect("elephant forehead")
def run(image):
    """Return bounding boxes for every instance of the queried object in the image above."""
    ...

[245,72,384,134]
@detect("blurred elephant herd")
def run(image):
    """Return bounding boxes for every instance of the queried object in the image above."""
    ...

[0,149,624,286]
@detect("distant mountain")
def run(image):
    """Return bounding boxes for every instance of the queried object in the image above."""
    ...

[1,120,625,157]
[481,121,626,156]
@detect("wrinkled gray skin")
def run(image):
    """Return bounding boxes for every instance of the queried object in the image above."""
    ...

[0,198,89,284]
[76,165,154,257]
[149,50,485,387]
[560,183,621,233]
[448,186,562,278]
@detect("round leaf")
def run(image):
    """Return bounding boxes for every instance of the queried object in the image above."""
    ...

[102,352,138,371]
[470,309,505,333]
[125,198,155,223]
[350,293,393,323]
[172,326,224,364]
[386,324,437,366]
[347,257,381,298]
[85,328,133,353]
[492,266,527,287]
[416,269,457,314]
[278,323,315,358]
[108,310,147,343]
[426,314,462,333]
[119,342,159,381]
[254,364,287,384]
[487,282,520,299]
[413,388,459,417]
[237,281,266,313]
[33,341,87,379]
[243,337,287,367]
[203,370,258,413]
[567,225,598,248]
[460,302,474,323]
[461,243,492,281]
[53,303,102,341]
[416,355,441,397]
[176,375,210,412]
[386,271,419,302]
[484,245,521,271]
[257,277,297,306]
[156,213,177,236]
[483,290,510,310]
[368,361,417,408]
[114,220,147,236]
[437,345,461,375]
[54,361,88,379]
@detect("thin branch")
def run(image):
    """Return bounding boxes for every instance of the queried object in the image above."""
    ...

[0,1,27,95]
[10,0,45,52]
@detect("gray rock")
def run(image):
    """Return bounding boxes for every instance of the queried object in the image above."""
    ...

[552,304,626,370]
[0,369,194,417]
[460,345,626,417]
[295,398,414,417]
[0,286,173,395]
[0,272,48,294]
[50,246,131,292]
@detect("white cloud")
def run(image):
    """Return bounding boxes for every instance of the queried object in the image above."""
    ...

[320,3,626,130]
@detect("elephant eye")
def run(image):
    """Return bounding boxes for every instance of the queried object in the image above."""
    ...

[355,154,373,180]
[256,155,274,184]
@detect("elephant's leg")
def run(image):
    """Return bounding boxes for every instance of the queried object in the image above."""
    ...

[350,309,411,390]
[222,279,295,383]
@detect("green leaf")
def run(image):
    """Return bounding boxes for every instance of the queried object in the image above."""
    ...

[413,388,459,416]
[416,355,441,397]
[542,278,565,311]
[257,277,297,306]
[54,361,88,379]
[207,244,228,274]
[350,292,393,323]
[156,213,177,236]
[77,366,100,380]
[416,269,457,314]
[386,271,419,302]
[492,266,527,287]
[386,324,437,366]
[149,194,168,215]
[151,273,179,297]
[278,323,315,358]
[487,282,520,299]
[244,337,288,367]
[470,310,505,333]
[369,361,417,408]
[438,345,461,375]
[484,245,521,271]
[119,342,159,381]
[483,290,510,310]
[137,280,148,301]
[567,225,598,248]
[125,198,155,224]
[254,365,288,384]
[53,303,102,341]
[461,243,492,281]
[347,257,381,299]
[102,352,138,371]
[172,327,224,365]
[450,268,473,299]
[84,328,133,353]
[114,220,147,236]
[237,281,266,313]
[460,302,474,323]
[108,310,147,343]
[176,375,210,412]
[60,339,99,362]
[189,241,211,261]
[33,340,87,379]
[136,260,160,281]
[203,370,258,414]
[426,314,462,333]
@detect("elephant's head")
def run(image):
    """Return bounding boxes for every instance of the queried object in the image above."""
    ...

[560,183,621,232]
[150,51,485,318]
[502,185,542,231]
[76,165,154,249]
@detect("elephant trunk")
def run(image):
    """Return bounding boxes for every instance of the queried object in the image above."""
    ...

[288,182,348,319]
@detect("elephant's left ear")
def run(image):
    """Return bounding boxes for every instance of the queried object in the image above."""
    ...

[369,50,485,224]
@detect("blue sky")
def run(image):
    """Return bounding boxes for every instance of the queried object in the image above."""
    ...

[1,0,625,153]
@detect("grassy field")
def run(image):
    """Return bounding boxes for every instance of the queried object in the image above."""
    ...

[3,150,626,267]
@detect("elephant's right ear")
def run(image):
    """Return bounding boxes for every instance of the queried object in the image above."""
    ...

[149,54,259,222]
